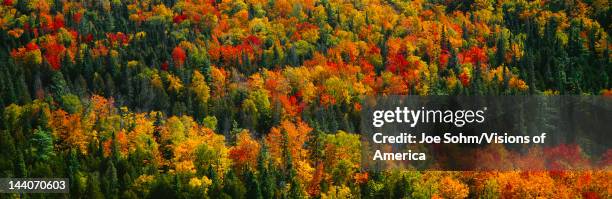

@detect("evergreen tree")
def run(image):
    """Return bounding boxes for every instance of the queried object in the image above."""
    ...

[86,172,105,199]
[257,143,276,199]
[30,128,54,162]
[245,170,263,199]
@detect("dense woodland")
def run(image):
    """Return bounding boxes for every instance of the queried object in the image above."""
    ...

[0,0,610,198]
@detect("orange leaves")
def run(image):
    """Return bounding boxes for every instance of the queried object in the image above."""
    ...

[601,89,612,96]
[495,171,557,198]
[172,46,187,67]
[42,42,66,70]
[354,172,369,184]
[210,66,227,96]
[229,131,261,170]
[508,77,528,91]
[265,120,312,165]
[7,28,24,38]
[50,109,88,153]
[439,176,469,199]
[279,94,302,117]
[459,46,488,69]
[90,95,114,119]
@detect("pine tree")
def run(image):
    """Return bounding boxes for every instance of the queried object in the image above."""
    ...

[51,71,70,97]
[223,170,247,199]
[104,160,119,198]
[245,169,263,199]
[282,129,304,198]
[30,128,54,161]
[87,172,104,199]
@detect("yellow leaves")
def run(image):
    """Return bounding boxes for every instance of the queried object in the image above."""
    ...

[127,113,158,153]
[149,4,173,22]
[174,138,201,173]
[132,175,155,195]
[210,66,227,95]
[28,0,52,13]
[135,31,147,40]
[296,160,314,183]
[178,41,196,52]
[320,185,353,199]
[323,131,361,171]
[324,77,352,104]
[166,73,184,93]
[189,176,212,190]
[150,73,164,89]
[127,60,139,68]
[170,116,232,174]
[248,73,265,90]
[484,66,504,83]
[302,27,320,44]
[161,116,187,143]
[190,70,210,104]
[198,128,232,175]
[445,71,459,89]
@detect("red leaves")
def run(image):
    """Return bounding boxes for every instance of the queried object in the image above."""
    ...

[459,46,487,68]
[386,53,408,73]
[173,14,188,24]
[172,46,187,67]
[107,32,129,46]
[296,22,317,31]
[3,0,13,6]
[81,34,94,43]
[53,15,65,30]
[360,58,375,74]
[439,50,450,68]
[26,42,39,51]
[543,144,590,170]
[229,146,251,166]
[73,13,83,24]
[242,35,262,47]
[40,14,65,32]
[582,192,600,199]
[43,42,66,70]
[459,71,470,87]
[161,61,169,71]
[601,149,612,166]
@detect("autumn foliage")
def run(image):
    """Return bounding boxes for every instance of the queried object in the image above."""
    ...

[0,0,610,198]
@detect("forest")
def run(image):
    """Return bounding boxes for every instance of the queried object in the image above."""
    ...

[0,0,610,198]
